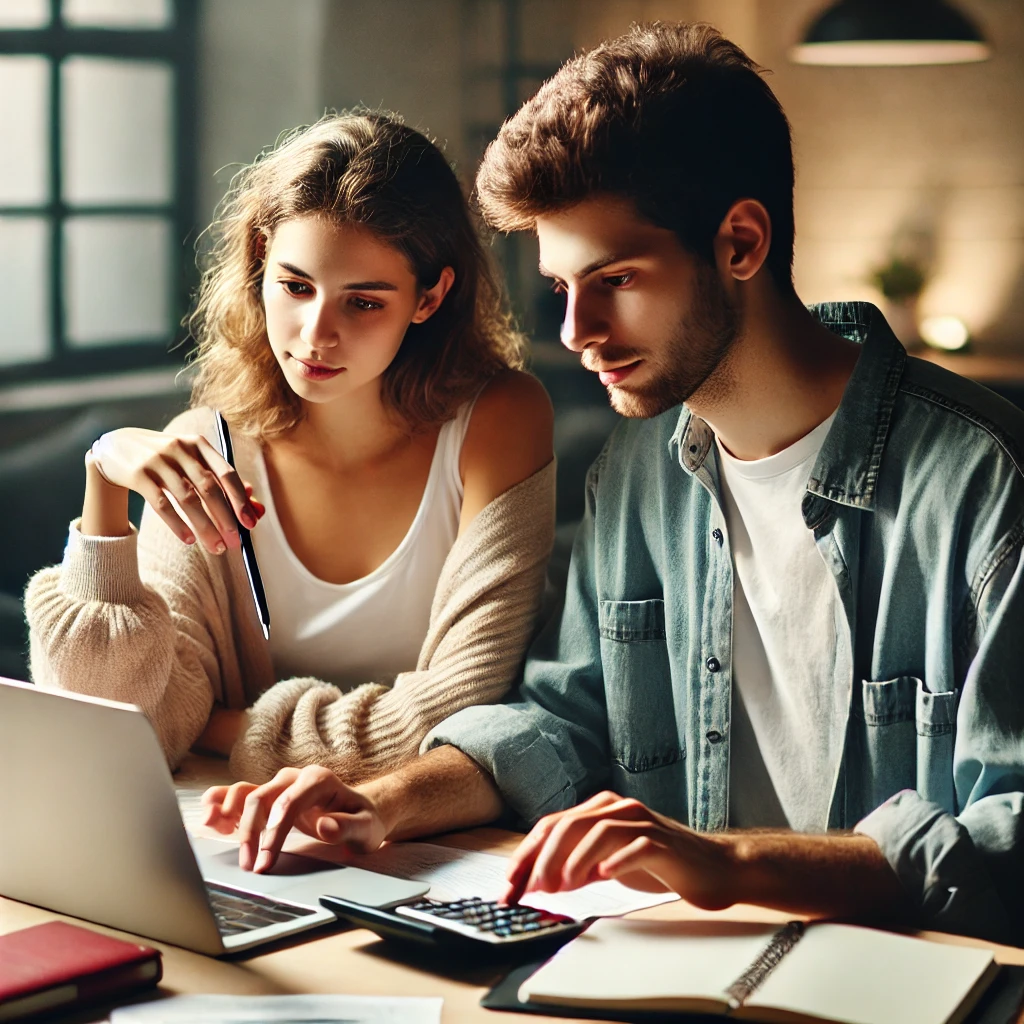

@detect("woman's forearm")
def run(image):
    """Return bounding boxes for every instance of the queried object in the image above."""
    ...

[81,454,132,538]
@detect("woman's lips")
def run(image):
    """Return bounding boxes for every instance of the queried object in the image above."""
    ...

[292,357,344,381]
[598,360,641,386]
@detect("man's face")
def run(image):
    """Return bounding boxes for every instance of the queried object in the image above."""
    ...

[536,195,740,418]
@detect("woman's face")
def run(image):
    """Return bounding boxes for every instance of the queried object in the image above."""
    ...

[261,214,452,405]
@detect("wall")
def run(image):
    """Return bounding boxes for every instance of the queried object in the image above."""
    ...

[193,0,1024,351]
[197,0,328,223]
[564,0,1024,350]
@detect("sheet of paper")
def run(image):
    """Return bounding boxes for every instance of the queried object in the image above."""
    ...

[343,841,678,919]
[110,994,443,1024]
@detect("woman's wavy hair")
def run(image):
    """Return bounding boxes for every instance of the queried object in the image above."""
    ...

[189,111,526,438]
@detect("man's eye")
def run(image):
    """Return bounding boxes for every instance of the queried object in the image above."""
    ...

[282,280,312,296]
[604,272,634,288]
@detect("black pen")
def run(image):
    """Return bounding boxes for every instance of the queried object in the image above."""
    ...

[214,410,271,640]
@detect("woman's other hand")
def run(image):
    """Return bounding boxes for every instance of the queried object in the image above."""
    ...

[84,427,264,551]
[200,766,388,872]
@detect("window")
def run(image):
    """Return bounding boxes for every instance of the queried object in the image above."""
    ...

[0,0,197,383]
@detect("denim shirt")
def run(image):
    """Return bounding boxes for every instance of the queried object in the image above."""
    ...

[426,302,1024,944]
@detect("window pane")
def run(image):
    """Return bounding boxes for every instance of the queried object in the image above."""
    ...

[0,0,50,28]
[0,218,51,366]
[61,0,172,29]
[61,57,173,206]
[63,216,171,346]
[0,57,50,205]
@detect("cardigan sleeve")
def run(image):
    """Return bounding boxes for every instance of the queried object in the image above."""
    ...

[23,407,246,770]
[228,459,557,784]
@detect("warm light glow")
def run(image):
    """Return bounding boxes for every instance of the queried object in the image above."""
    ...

[790,41,990,65]
[920,315,970,351]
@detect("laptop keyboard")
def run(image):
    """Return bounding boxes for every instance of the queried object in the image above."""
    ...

[205,881,319,936]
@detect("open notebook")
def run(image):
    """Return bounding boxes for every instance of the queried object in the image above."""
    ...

[518,919,1000,1024]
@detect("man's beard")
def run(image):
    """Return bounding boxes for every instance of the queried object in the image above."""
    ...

[603,263,741,419]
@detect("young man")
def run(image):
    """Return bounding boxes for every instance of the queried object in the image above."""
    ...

[206,23,1024,943]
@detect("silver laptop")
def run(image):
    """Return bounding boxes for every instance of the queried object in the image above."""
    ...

[0,678,428,955]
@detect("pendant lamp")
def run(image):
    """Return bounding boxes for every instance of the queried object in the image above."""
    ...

[791,0,990,66]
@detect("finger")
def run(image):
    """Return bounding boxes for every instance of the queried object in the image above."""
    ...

[236,770,299,870]
[559,819,660,891]
[203,781,257,833]
[194,436,259,529]
[168,444,242,549]
[142,461,230,554]
[199,785,231,830]
[252,770,356,872]
[133,471,196,546]
[313,808,382,854]
[503,813,565,905]
[525,797,653,894]
[503,792,628,903]
[597,835,678,893]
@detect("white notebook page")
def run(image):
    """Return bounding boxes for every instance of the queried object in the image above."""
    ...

[521,918,780,1005]
[750,923,995,1024]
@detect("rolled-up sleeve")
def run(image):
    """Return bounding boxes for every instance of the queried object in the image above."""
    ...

[424,461,611,826]
[857,538,1024,945]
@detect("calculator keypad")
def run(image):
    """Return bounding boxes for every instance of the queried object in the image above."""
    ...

[395,897,578,943]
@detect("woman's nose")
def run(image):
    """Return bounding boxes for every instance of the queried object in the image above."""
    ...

[300,300,340,349]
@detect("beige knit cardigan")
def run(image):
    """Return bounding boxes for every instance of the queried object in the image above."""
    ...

[25,407,556,783]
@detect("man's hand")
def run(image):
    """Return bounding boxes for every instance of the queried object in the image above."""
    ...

[201,765,386,872]
[502,791,737,909]
[502,791,912,925]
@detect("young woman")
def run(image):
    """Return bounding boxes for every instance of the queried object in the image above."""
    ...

[26,112,555,787]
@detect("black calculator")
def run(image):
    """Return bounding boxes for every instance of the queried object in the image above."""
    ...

[320,894,584,949]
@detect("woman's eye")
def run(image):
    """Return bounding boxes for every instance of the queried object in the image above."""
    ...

[550,280,567,296]
[603,272,634,288]
[282,280,312,296]
[350,296,384,311]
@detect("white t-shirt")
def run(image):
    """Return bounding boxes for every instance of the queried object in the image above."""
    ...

[247,399,474,690]
[715,411,850,833]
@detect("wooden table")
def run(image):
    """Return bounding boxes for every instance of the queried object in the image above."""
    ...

[3,755,1023,1023]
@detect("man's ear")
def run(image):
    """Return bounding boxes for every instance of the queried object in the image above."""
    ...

[714,199,771,283]
[411,266,456,323]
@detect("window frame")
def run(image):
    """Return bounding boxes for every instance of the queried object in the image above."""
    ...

[0,0,198,385]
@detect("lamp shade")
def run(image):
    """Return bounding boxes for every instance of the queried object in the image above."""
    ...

[791,0,990,66]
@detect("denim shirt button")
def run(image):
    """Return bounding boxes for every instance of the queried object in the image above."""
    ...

[711,528,723,546]
[706,656,721,673]
[706,729,723,744]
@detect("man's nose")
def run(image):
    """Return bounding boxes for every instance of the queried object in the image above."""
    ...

[300,299,340,349]
[559,291,608,353]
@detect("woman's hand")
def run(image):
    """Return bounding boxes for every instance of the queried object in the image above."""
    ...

[201,766,388,872]
[85,427,263,552]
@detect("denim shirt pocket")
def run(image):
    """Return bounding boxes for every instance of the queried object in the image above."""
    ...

[599,599,687,817]
[857,676,957,813]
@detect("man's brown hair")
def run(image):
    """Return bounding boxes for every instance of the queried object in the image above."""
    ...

[476,22,796,293]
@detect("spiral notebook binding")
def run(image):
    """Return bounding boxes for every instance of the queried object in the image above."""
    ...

[725,921,806,1010]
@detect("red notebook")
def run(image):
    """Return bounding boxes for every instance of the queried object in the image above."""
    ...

[0,920,162,1021]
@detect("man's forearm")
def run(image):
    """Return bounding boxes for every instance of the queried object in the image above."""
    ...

[361,744,506,842]
[728,830,913,923]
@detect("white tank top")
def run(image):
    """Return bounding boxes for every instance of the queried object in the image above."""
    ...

[248,399,475,690]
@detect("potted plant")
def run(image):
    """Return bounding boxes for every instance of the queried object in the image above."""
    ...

[870,255,926,348]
